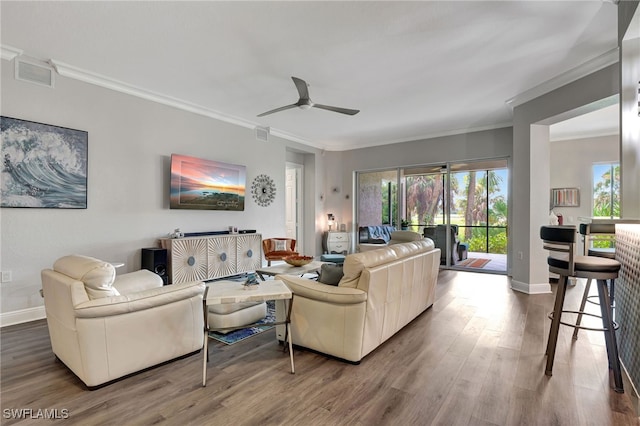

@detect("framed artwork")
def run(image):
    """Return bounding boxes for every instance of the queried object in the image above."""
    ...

[1,116,88,208]
[551,187,580,207]
[170,154,246,211]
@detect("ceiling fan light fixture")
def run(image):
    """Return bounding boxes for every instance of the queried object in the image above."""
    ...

[257,76,359,117]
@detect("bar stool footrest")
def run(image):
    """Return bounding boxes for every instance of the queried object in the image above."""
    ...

[586,294,614,309]
[548,310,619,332]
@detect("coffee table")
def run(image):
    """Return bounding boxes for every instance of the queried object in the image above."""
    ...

[255,260,326,281]
[202,279,294,386]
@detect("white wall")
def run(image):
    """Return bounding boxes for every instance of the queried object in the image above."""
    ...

[0,60,323,322]
[550,134,619,221]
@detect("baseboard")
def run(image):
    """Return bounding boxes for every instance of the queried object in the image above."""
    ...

[622,361,640,417]
[511,280,551,294]
[0,306,46,328]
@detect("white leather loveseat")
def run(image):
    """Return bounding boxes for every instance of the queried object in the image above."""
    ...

[275,239,440,363]
[41,255,205,387]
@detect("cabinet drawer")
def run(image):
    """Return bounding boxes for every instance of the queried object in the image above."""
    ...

[327,233,350,243]
[328,242,349,253]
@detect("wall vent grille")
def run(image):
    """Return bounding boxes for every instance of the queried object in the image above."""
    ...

[15,59,54,88]
[256,126,270,142]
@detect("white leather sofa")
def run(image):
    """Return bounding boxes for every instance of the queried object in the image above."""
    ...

[275,239,440,362]
[41,255,205,387]
[358,230,425,252]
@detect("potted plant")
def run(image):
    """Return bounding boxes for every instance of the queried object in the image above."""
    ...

[400,219,409,230]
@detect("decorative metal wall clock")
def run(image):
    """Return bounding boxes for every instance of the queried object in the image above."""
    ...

[251,174,276,207]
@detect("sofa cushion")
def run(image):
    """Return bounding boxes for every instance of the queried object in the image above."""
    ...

[113,269,163,295]
[339,246,398,288]
[318,264,344,286]
[390,239,434,258]
[387,230,424,245]
[54,255,120,300]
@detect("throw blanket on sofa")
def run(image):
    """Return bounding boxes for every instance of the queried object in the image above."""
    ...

[358,225,396,244]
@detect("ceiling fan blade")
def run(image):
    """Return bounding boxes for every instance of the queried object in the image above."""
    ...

[312,103,360,116]
[291,76,310,100]
[257,104,297,117]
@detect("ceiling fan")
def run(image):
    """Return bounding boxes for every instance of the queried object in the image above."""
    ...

[257,76,360,117]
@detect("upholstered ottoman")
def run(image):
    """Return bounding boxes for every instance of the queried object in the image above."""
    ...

[320,254,346,264]
[208,301,267,333]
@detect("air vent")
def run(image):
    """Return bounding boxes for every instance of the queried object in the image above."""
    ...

[256,126,270,142]
[15,59,54,88]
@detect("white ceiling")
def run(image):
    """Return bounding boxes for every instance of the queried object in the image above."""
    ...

[0,1,620,151]
[550,103,619,142]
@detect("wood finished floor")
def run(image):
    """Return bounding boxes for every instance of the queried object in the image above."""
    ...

[1,270,638,425]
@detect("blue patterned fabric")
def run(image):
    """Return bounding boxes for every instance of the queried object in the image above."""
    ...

[209,301,275,345]
[359,225,396,243]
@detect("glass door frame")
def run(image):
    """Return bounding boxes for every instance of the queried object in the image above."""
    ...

[445,159,509,273]
[355,157,509,274]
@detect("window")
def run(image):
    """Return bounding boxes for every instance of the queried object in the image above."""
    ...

[592,163,620,218]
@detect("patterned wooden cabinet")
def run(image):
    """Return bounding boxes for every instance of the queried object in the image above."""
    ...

[161,233,262,284]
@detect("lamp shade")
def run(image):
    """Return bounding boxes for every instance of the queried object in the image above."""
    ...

[327,213,335,230]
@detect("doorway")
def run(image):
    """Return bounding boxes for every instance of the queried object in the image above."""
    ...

[285,162,303,249]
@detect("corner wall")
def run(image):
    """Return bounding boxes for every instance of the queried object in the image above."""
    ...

[511,64,619,293]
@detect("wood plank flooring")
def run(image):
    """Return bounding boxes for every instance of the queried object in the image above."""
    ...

[1,271,638,425]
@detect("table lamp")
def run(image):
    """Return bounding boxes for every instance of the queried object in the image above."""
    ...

[327,213,335,231]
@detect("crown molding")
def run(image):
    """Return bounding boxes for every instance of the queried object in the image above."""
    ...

[324,122,513,152]
[269,127,323,149]
[1,45,23,61]
[49,59,315,147]
[49,59,257,129]
[505,47,619,109]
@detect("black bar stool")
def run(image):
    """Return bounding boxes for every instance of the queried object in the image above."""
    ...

[574,223,617,340]
[540,225,623,393]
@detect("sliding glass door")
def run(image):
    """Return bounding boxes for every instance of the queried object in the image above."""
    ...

[449,161,508,272]
[356,158,508,274]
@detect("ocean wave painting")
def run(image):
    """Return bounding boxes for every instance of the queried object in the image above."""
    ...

[1,117,88,208]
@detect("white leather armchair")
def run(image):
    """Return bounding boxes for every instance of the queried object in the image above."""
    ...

[41,255,205,387]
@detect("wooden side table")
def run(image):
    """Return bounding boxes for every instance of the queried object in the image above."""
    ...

[202,279,294,386]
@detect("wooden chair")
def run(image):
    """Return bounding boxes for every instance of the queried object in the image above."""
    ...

[262,238,298,266]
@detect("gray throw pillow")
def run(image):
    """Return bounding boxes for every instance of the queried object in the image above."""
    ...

[318,264,344,286]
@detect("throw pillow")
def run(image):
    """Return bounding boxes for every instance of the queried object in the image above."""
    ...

[274,240,287,251]
[318,263,344,286]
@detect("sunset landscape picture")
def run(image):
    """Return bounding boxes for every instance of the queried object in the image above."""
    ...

[170,154,246,210]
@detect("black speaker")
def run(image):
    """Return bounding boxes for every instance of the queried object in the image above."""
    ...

[141,248,168,285]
